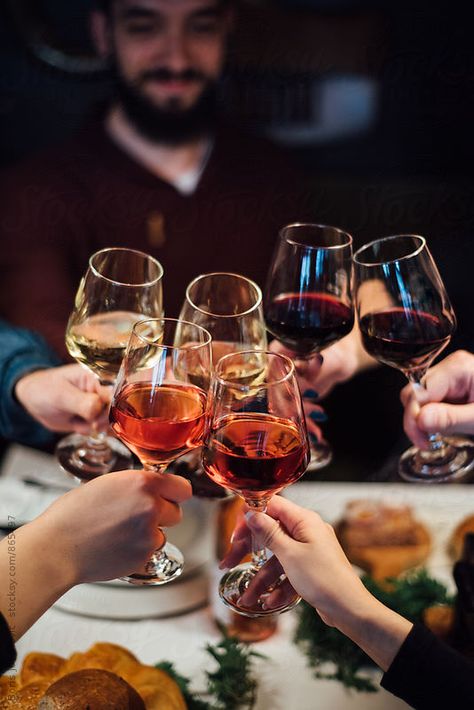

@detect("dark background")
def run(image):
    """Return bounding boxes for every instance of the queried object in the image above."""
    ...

[1,0,474,479]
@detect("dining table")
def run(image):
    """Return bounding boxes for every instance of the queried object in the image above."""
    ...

[2,442,472,709]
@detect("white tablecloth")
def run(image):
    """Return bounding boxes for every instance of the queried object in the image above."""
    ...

[5,445,474,709]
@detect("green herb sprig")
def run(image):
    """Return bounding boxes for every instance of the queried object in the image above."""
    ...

[156,632,265,710]
[294,569,454,693]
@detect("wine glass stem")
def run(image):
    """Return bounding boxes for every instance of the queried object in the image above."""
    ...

[80,381,115,465]
[248,501,268,570]
[83,427,114,465]
[144,463,168,551]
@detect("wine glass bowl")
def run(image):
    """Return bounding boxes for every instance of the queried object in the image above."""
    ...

[354,234,474,482]
[57,248,164,480]
[180,272,267,366]
[66,248,164,384]
[110,318,212,585]
[264,223,354,469]
[264,224,354,359]
[202,350,310,616]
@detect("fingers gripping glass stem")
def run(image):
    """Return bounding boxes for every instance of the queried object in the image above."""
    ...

[400,377,474,481]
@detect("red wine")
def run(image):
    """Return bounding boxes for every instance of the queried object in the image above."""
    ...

[359,308,454,372]
[110,382,207,466]
[265,292,354,356]
[202,413,309,500]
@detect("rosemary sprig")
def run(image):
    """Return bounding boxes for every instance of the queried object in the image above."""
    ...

[294,569,454,693]
[156,633,265,709]
[155,661,212,710]
[205,635,265,710]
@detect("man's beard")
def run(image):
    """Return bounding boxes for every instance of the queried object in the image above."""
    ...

[112,66,219,145]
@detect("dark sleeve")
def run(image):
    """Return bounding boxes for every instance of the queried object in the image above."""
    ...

[381,623,474,709]
[0,612,16,676]
[0,319,61,445]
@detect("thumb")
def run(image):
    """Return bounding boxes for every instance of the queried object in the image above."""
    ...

[418,402,474,436]
[62,384,104,422]
[246,511,293,557]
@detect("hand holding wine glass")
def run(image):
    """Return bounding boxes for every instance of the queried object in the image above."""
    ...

[353,234,474,482]
[202,350,310,616]
[401,350,474,449]
[110,318,212,585]
[264,223,354,469]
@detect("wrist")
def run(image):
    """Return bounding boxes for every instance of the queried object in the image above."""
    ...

[19,519,78,594]
[328,582,377,635]
[336,593,413,672]
[14,369,42,411]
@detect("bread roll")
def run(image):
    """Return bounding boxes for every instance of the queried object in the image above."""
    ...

[37,669,145,710]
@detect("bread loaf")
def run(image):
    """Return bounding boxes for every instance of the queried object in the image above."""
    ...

[37,669,145,710]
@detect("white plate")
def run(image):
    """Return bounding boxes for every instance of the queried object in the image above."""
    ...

[54,568,211,620]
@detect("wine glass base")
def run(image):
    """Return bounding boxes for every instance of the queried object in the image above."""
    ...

[306,439,332,472]
[56,433,133,482]
[399,436,474,483]
[219,562,301,618]
[121,543,184,586]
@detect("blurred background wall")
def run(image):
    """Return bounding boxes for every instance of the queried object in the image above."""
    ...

[1,0,473,479]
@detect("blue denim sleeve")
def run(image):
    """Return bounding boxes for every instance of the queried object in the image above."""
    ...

[0,320,61,445]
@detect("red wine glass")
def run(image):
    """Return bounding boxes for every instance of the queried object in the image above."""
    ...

[354,234,474,482]
[202,350,310,616]
[110,318,212,584]
[264,223,354,470]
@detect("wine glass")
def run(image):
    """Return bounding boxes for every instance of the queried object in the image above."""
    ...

[264,223,354,470]
[180,272,267,376]
[110,318,212,585]
[202,350,310,616]
[353,234,474,482]
[56,247,164,480]
[177,272,268,496]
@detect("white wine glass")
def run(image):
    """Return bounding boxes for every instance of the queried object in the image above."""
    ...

[56,247,163,480]
[177,272,268,496]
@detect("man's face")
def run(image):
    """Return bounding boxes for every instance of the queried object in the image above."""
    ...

[106,0,230,113]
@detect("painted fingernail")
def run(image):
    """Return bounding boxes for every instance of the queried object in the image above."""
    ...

[309,433,320,446]
[245,511,255,524]
[303,389,319,399]
[310,411,328,423]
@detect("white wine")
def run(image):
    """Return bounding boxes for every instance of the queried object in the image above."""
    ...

[185,342,266,392]
[213,343,266,390]
[66,311,149,383]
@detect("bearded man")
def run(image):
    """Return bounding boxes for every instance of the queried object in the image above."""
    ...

[0,0,312,357]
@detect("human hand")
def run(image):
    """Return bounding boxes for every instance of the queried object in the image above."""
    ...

[14,364,111,434]
[220,496,373,630]
[30,469,192,585]
[270,326,375,401]
[401,351,474,449]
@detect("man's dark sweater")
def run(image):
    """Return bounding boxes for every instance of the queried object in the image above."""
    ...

[0,121,313,358]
